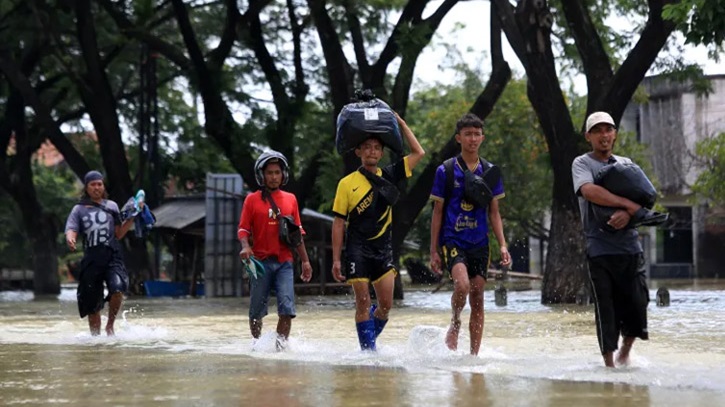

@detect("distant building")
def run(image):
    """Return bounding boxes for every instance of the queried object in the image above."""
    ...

[620,74,725,278]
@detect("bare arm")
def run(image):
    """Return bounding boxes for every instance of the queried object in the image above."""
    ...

[115,218,135,240]
[488,199,511,267]
[396,113,425,170]
[238,236,253,260]
[580,183,641,215]
[297,240,312,282]
[429,200,444,274]
[331,217,346,282]
[65,230,78,251]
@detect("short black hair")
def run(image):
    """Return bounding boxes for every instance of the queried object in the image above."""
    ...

[456,113,484,133]
[357,134,384,149]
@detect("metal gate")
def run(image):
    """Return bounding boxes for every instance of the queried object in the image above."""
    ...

[204,173,246,297]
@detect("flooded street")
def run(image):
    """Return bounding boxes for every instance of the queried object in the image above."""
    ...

[1,282,724,406]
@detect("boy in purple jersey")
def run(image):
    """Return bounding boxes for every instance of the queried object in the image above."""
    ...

[429,113,511,356]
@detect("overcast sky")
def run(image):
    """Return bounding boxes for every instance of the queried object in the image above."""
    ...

[413,1,723,95]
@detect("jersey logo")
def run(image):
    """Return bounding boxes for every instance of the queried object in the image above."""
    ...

[356,193,374,214]
[352,186,359,192]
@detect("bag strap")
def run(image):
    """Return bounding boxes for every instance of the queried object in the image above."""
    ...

[262,189,281,217]
[442,157,456,215]
[78,199,122,224]
[357,166,395,190]
[444,154,487,208]
[357,166,400,205]
[455,155,489,174]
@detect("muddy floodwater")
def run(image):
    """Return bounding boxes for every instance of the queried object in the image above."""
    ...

[1,281,724,406]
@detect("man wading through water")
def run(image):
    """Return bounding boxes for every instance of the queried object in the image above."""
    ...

[572,111,650,367]
[429,113,511,356]
[65,171,138,336]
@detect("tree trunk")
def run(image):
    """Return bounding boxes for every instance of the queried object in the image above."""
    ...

[26,213,61,296]
[541,203,587,303]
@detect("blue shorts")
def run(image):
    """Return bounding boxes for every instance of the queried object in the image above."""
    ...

[249,259,296,321]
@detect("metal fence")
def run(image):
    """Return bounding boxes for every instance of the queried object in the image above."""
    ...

[204,174,246,297]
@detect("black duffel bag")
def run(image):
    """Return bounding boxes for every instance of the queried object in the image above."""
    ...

[595,162,657,209]
[591,161,668,231]
[336,90,403,155]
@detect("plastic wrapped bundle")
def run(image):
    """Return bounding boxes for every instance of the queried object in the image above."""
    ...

[592,162,668,231]
[595,162,657,208]
[336,90,403,155]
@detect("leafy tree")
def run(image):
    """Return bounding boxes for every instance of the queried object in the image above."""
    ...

[692,132,725,206]
[490,0,725,303]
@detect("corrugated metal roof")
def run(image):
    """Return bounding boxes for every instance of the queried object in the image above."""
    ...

[301,208,334,223]
[152,199,206,230]
[150,198,419,250]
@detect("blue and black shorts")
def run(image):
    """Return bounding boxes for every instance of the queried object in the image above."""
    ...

[441,244,490,280]
[344,242,396,284]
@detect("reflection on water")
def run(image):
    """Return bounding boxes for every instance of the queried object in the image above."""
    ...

[1,282,724,406]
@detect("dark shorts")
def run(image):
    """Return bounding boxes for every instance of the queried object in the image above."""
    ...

[441,244,490,280]
[344,242,397,284]
[587,253,649,354]
[77,246,129,318]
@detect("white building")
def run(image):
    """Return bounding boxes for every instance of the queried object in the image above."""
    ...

[620,74,725,278]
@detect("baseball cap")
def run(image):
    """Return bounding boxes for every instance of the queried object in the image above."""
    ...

[585,111,616,133]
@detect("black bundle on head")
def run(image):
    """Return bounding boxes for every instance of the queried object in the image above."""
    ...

[353,89,376,102]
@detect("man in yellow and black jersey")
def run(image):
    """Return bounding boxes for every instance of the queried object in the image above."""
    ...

[332,113,425,351]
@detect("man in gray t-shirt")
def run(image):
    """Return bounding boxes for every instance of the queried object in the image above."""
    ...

[571,112,649,368]
[65,171,137,336]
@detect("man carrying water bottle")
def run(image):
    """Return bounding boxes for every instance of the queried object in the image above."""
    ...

[238,151,313,350]
[64,171,138,336]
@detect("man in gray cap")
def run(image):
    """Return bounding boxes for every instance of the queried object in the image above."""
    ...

[64,171,138,336]
[571,112,649,367]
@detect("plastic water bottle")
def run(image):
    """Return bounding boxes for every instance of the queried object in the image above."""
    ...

[134,189,146,212]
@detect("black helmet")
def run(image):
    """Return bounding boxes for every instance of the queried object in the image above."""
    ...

[254,150,289,186]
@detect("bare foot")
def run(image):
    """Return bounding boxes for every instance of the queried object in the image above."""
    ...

[275,336,288,352]
[616,337,635,366]
[615,347,632,366]
[445,320,461,351]
[105,326,115,336]
[603,351,615,368]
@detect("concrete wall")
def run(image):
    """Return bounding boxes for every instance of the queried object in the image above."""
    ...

[622,75,725,278]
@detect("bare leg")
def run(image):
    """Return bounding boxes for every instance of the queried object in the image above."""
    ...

[275,315,292,351]
[446,265,470,351]
[371,272,395,320]
[468,276,486,356]
[250,319,263,339]
[105,292,123,336]
[603,351,615,368]
[88,313,102,336]
[616,336,636,366]
[351,281,372,323]
[277,315,292,339]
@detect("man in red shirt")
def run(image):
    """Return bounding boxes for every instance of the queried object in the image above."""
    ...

[237,151,313,348]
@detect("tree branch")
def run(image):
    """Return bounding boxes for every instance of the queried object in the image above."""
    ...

[559,0,613,105]
[603,0,677,119]
[208,0,241,70]
[0,51,91,179]
[342,0,370,83]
